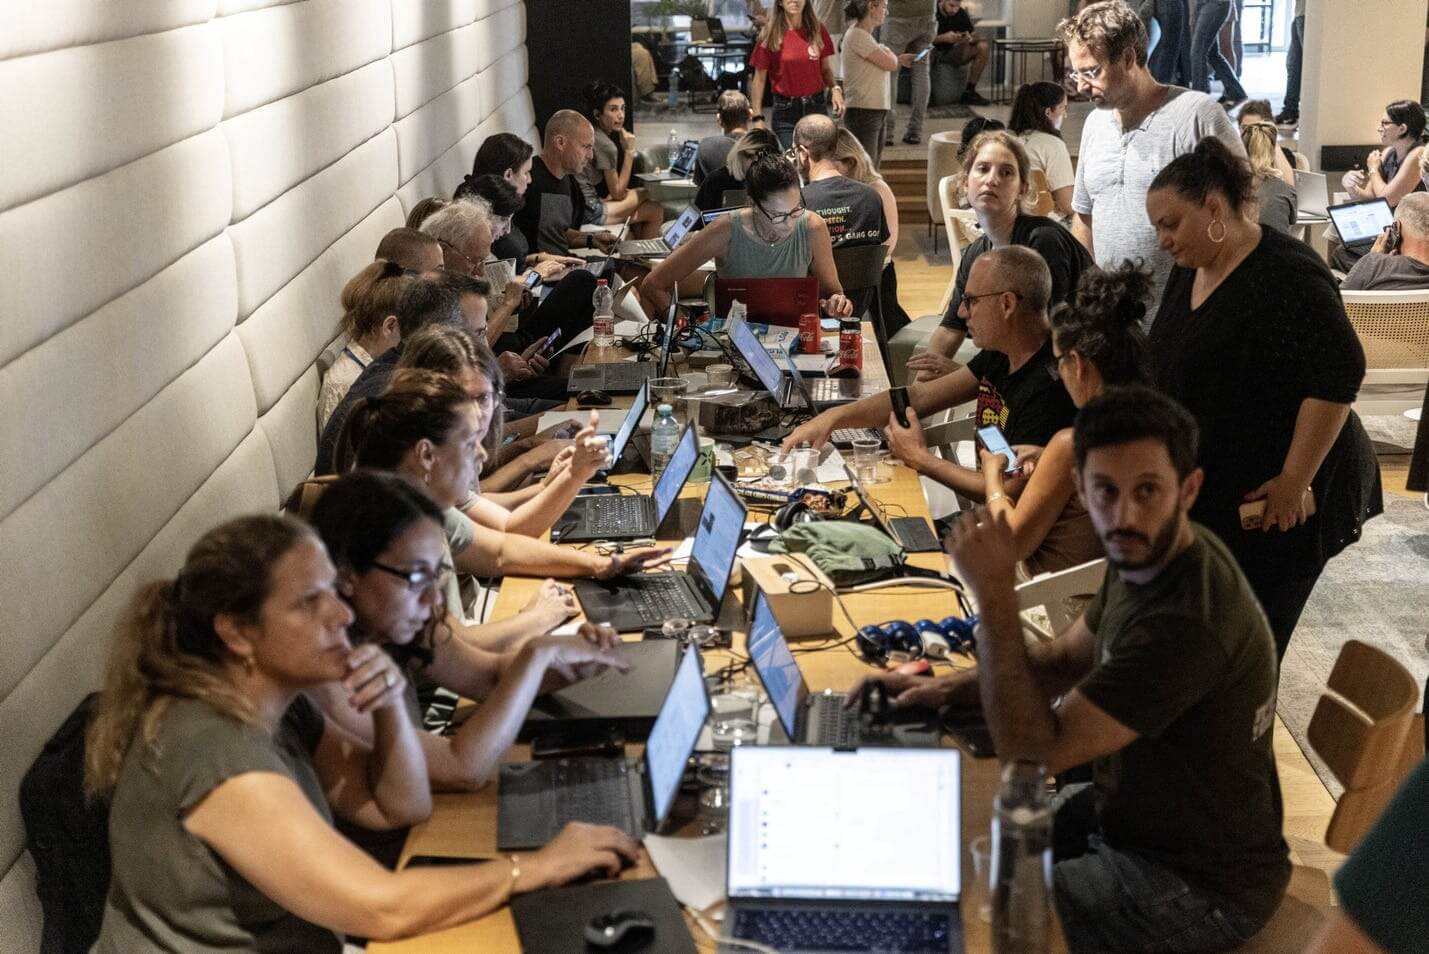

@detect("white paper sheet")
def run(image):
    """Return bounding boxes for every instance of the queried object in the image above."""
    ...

[553,319,644,357]
[643,833,727,913]
[536,409,629,434]
[670,521,766,563]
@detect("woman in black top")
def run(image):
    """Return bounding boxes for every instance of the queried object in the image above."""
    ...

[909,130,1090,381]
[1146,137,1382,659]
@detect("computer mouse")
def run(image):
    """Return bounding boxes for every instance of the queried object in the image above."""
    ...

[584,909,655,948]
[577,389,612,407]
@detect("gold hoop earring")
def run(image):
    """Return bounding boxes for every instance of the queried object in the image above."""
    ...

[1207,220,1227,244]
[242,655,256,676]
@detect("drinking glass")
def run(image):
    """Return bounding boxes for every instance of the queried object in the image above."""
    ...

[648,377,690,428]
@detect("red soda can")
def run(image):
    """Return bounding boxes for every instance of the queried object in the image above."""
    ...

[799,311,821,353]
[838,319,863,370]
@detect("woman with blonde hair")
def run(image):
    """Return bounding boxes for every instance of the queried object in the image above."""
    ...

[1241,120,1297,234]
[694,126,783,211]
[87,514,636,951]
[907,130,1090,380]
[318,260,413,431]
[749,0,843,148]
[832,126,913,336]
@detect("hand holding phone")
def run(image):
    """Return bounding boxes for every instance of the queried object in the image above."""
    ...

[888,386,912,428]
[541,328,563,354]
[523,270,542,290]
[976,424,1019,473]
[912,46,932,62]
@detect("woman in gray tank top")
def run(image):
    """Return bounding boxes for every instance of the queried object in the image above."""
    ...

[639,152,854,319]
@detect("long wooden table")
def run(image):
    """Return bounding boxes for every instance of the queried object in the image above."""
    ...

[370,327,1064,953]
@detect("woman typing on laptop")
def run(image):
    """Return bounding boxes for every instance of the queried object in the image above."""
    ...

[637,152,854,320]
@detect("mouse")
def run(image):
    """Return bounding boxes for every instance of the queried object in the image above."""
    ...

[584,909,655,948]
[576,389,611,407]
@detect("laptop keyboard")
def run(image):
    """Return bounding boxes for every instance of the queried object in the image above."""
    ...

[832,427,883,447]
[622,238,670,256]
[811,378,855,402]
[732,907,952,952]
[552,759,637,834]
[889,516,941,553]
[629,575,703,623]
[586,495,646,534]
[808,693,859,747]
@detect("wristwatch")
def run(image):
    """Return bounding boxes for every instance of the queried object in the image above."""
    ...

[585,234,594,249]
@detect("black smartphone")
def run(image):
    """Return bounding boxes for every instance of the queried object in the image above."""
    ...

[523,270,542,289]
[577,484,621,496]
[888,386,911,428]
[530,731,626,760]
[404,855,489,868]
[541,327,563,353]
[1386,222,1402,252]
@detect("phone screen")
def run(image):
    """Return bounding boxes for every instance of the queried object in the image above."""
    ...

[888,386,911,427]
[976,425,1018,473]
[523,270,542,289]
[404,855,488,868]
[543,328,563,353]
[913,47,931,62]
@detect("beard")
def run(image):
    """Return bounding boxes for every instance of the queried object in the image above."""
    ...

[1103,511,1182,572]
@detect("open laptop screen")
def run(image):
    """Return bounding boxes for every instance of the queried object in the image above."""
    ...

[747,590,806,739]
[688,471,746,604]
[607,382,648,464]
[1328,198,1393,245]
[645,645,710,824]
[728,747,962,902]
[670,140,700,178]
[651,424,699,523]
[662,204,701,248]
[728,317,785,396]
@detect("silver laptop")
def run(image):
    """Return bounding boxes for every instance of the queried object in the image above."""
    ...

[722,746,964,953]
[1294,169,1329,219]
[615,204,700,258]
[636,141,700,184]
[727,316,862,410]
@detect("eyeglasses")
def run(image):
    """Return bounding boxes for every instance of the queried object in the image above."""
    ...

[437,238,479,276]
[756,199,807,225]
[370,560,452,591]
[470,389,504,411]
[1066,63,1104,83]
[960,289,1021,309]
[1378,119,1403,129]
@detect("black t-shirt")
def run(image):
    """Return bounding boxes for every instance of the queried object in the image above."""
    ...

[935,7,974,44]
[940,214,1091,331]
[695,165,743,213]
[1081,526,1289,924]
[1150,226,1383,576]
[802,175,889,248]
[965,337,1075,447]
[511,156,586,255]
[492,229,529,266]
[314,348,400,476]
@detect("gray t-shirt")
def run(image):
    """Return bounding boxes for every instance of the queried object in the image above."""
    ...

[1072,87,1243,320]
[1341,251,1429,291]
[95,697,341,953]
[1256,176,1298,234]
[695,133,736,185]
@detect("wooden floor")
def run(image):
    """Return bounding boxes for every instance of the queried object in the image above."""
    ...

[888,232,1348,885]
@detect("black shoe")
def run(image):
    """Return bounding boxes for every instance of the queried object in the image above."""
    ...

[1275,108,1299,126]
[960,87,992,106]
[902,131,921,145]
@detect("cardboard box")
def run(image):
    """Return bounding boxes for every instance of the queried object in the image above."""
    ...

[740,554,835,639]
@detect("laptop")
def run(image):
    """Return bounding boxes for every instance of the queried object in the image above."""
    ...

[1328,197,1394,252]
[728,316,862,410]
[573,470,746,632]
[497,644,711,849]
[722,746,964,954]
[1294,169,1329,219]
[690,16,727,44]
[556,423,699,543]
[616,204,700,258]
[844,463,942,553]
[716,276,820,327]
[568,301,677,393]
[636,142,700,184]
[746,589,943,747]
[517,637,681,742]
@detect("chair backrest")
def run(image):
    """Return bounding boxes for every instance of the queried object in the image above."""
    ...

[721,188,747,208]
[831,243,887,293]
[926,130,963,223]
[1292,150,1311,172]
[1015,558,1108,640]
[1340,289,1429,370]
[938,175,983,278]
[1307,639,1421,852]
[1028,168,1056,218]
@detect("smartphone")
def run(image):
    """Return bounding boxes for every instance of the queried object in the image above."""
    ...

[404,855,489,868]
[1239,499,1267,530]
[522,270,542,290]
[530,732,625,761]
[888,386,912,428]
[976,424,1019,473]
[577,484,621,497]
[1386,222,1402,252]
[541,328,563,354]
[912,46,932,62]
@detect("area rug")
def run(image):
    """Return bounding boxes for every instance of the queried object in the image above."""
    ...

[1277,415,1429,798]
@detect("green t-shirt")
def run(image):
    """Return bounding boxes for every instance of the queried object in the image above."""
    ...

[94,696,341,953]
[1079,525,1289,923]
[1334,757,1429,953]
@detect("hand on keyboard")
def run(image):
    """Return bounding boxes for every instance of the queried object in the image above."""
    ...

[595,546,673,580]
[528,821,642,889]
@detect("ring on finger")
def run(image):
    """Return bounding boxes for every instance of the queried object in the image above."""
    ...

[384,671,395,690]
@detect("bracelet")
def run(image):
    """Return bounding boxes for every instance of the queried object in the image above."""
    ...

[985,491,1008,505]
[505,854,522,900]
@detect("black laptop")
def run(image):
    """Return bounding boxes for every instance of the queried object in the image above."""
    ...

[1327,197,1394,253]
[844,464,942,553]
[727,315,862,410]
[556,423,699,543]
[573,470,746,632]
[636,143,700,184]
[568,301,677,393]
[746,589,941,748]
[722,746,964,953]
[497,644,710,849]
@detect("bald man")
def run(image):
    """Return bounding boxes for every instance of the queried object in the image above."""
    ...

[793,114,888,250]
[512,109,618,255]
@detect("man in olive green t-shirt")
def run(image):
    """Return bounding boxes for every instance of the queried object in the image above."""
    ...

[853,386,1289,951]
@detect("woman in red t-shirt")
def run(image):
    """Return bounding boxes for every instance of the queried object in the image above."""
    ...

[748,0,844,148]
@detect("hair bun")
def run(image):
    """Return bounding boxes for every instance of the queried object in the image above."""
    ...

[1118,298,1146,326]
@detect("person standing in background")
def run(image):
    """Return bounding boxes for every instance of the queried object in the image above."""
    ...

[1190,0,1246,109]
[1277,0,1305,125]
[883,0,937,145]
[749,0,844,148]
[1147,0,1190,85]
[931,0,991,107]
[840,0,917,167]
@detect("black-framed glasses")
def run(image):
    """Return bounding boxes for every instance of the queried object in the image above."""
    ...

[756,199,807,225]
[961,289,1021,309]
[370,560,452,591]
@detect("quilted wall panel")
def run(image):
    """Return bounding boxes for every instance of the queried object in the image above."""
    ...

[0,3,534,947]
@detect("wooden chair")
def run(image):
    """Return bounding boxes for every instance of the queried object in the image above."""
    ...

[1028,167,1056,218]
[937,175,983,314]
[926,131,963,252]
[832,243,891,371]
[1015,558,1107,641]
[1307,639,1422,854]
[1340,289,1429,414]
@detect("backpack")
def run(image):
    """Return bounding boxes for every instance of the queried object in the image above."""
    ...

[20,693,111,954]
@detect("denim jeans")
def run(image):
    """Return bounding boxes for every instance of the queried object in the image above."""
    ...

[1283,14,1305,110]
[883,15,935,137]
[771,90,828,150]
[1191,0,1245,100]
[1148,0,1191,86]
[842,107,888,168]
[929,47,971,107]
[1051,785,1264,953]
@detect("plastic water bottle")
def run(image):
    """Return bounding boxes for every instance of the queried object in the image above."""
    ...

[650,404,680,478]
[666,129,681,170]
[592,278,615,348]
[726,298,747,328]
[990,760,1053,954]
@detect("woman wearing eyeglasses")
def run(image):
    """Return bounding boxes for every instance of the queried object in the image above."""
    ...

[1345,100,1427,208]
[638,152,853,319]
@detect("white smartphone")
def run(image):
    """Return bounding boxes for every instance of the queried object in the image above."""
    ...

[912,47,932,62]
[976,424,1019,473]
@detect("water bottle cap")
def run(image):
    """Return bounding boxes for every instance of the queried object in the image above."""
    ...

[596,278,608,286]
[656,403,673,415]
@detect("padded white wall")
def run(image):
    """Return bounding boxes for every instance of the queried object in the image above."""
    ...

[0,2,536,946]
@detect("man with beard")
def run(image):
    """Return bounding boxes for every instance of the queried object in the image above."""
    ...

[851,385,1289,952]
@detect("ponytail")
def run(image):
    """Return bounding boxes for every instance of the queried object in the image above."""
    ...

[334,369,474,475]
[1148,135,1255,214]
[85,515,311,798]
[1051,262,1153,388]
